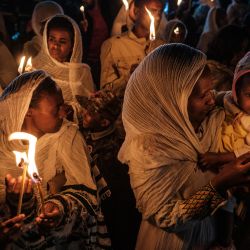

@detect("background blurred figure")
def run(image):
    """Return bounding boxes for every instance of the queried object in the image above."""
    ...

[23,1,64,57]
[196,7,227,53]
[81,0,110,89]
[111,0,168,40]
[100,0,165,91]
[0,40,18,92]
[206,24,249,90]
[226,0,250,25]
[163,19,188,43]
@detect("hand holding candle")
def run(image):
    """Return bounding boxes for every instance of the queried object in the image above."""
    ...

[8,132,44,215]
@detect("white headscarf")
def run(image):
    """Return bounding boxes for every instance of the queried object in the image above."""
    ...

[118,44,225,217]
[0,70,96,203]
[32,14,94,118]
[32,1,64,37]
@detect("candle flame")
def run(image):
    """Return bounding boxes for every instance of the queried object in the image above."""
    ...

[177,0,182,6]
[25,57,32,72]
[122,0,129,11]
[80,5,84,12]
[9,132,40,183]
[174,26,180,35]
[18,56,26,74]
[145,7,155,41]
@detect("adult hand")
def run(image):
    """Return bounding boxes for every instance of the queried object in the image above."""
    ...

[212,152,250,191]
[0,214,25,243]
[5,174,33,203]
[36,202,62,229]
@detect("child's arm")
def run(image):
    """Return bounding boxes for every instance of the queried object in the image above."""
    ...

[198,152,236,172]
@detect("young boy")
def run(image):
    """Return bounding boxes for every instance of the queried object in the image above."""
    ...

[78,89,141,250]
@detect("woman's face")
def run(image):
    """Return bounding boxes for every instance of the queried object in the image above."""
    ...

[47,28,73,62]
[188,74,215,130]
[28,91,65,138]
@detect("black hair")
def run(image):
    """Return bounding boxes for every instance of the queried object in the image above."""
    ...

[47,16,74,45]
[29,77,59,108]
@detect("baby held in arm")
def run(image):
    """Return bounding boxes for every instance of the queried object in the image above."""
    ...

[198,53,250,248]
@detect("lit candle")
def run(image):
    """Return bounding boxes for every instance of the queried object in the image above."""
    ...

[122,0,129,11]
[8,132,45,215]
[177,0,182,5]
[80,5,85,20]
[25,57,32,72]
[18,56,26,74]
[174,26,180,35]
[145,7,155,41]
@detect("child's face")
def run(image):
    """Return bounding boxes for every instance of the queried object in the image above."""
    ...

[47,28,73,62]
[82,109,102,129]
[237,74,250,114]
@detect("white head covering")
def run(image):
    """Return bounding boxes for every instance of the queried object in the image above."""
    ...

[163,19,187,43]
[32,14,94,118]
[118,44,225,217]
[196,7,219,52]
[0,71,49,201]
[32,1,64,37]
[0,70,96,203]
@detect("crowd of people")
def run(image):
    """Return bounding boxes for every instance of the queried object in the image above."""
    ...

[0,0,250,249]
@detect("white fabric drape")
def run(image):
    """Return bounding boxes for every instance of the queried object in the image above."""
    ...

[118,44,225,248]
[32,14,94,119]
[0,70,96,204]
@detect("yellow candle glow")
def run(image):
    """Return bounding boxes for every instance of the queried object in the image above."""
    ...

[122,0,129,11]
[174,26,180,35]
[8,132,45,214]
[18,56,26,74]
[177,0,182,6]
[80,5,85,20]
[145,7,155,41]
[25,57,32,72]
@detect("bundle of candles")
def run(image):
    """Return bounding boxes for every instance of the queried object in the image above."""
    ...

[8,132,44,215]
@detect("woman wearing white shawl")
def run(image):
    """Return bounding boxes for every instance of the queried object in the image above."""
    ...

[32,14,95,122]
[118,43,250,249]
[23,1,64,57]
[0,70,110,249]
